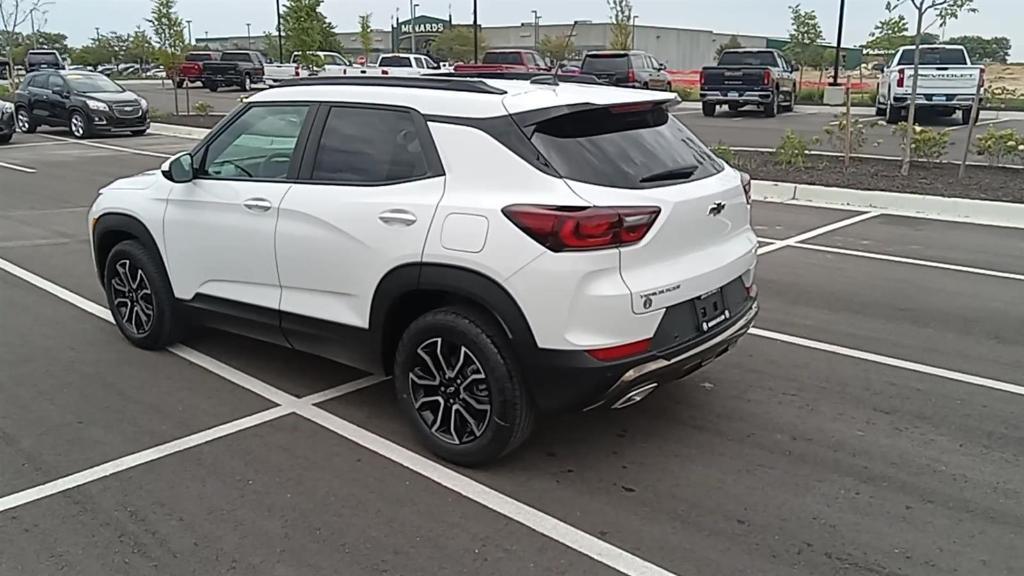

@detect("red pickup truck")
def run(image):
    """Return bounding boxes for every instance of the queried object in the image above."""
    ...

[176,51,220,88]
[453,49,550,73]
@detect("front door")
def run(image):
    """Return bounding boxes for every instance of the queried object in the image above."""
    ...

[45,74,70,124]
[275,104,446,367]
[162,104,313,332]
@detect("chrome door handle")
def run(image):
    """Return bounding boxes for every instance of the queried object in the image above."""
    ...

[378,209,417,226]
[242,198,273,213]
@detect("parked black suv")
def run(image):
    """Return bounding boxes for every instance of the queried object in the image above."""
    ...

[580,50,672,91]
[15,71,149,139]
[201,50,266,91]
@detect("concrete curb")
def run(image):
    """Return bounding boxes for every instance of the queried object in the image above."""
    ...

[150,122,210,140]
[752,180,1024,229]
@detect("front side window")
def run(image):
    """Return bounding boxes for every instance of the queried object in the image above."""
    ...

[201,105,309,180]
[47,74,66,92]
[310,106,429,184]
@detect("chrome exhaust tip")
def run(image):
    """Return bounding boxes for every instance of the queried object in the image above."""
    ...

[610,382,659,409]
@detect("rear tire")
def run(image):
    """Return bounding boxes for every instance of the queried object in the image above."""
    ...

[702,101,717,117]
[239,74,250,91]
[208,83,219,92]
[394,307,535,466]
[103,240,184,350]
[764,89,779,118]
[781,91,795,112]
[175,79,185,89]
[885,101,901,124]
[961,108,975,125]
[875,100,887,117]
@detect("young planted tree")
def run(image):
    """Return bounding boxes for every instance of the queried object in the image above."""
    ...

[431,26,485,63]
[1,0,49,78]
[886,0,976,176]
[281,0,340,66]
[147,0,186,108]
[715,35,744,60]
[126,27,156,66]
[537,34,574,65]
[784,4,825,90]
[607,0,633,51]
[357,12,373,60]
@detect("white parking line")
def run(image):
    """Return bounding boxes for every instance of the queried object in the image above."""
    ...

[757,211,879,255]
[0,160,36,173]
[37,134,173,159]
[0,140,73,150]
[784,242,1024,282]
[944,118,1009,132]
[0,255,678,576]
[751,328,1024,397]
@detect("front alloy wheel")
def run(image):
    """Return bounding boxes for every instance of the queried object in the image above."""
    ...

[110,258,155,337]
[409,337,492,445]
[70,111,88,139]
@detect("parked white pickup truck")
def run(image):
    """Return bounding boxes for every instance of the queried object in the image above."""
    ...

[264,51,352,85]
[340,53,441,77]
[876,44,984,125]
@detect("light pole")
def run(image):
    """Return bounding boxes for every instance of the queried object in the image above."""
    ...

[29,8,37,49]
[246,23,252,49]
[186,20,193,45]
[531,10,540,51]
[631,15,638,50]
[276,0,284,62]
[472,0,479,63]
[410,2,419,53]
[831,0,846,85]
[95,27,101,44]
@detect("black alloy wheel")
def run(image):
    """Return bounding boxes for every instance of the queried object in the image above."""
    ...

[408,337,492,445]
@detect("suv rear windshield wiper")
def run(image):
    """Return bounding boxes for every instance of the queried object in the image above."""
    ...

[638,164,699,184]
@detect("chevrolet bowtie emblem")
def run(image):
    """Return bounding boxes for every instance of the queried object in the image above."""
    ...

[708,201,726,216]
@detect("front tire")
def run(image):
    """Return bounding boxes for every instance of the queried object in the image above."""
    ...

[702,101,717,117]
[69,110,91,139]
[394,307,535,466]
[103,240,183,350]
[239,74,250,91]
[15,107,37,133]
[208,83,219,92]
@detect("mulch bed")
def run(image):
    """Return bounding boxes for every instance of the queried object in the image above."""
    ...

[735,150,1024,204]
[152,114,225,129]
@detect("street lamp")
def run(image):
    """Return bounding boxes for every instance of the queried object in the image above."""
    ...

[831,0,847,85]
[246,23,252,49]
[186,19,193,45]
[631,15,638,50]
[531,10,540,51]
[473,0,479,63]
[276,0,284,62]
[410,2,419,53]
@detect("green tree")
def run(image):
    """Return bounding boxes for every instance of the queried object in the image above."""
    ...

[537,34,574,65]
[262,30,285,62]
[1,0,48,76]
[886,0,977,176]
[715,35,744,60]
[862,14,941,59]
[125,27,156,65]
[357,12,373,59]
[607,0,633,51]
[147,0,187,77]
[281,0,340,66]
[946,34,1011,63]
[431,26,485,63]
[784,4,825,88]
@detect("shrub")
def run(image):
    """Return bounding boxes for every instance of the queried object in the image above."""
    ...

[823,112,871,159]
[975,127,1024,166]
[710,142,736,164]
[673,86,699,102]
[796,88,824,104]
[774,130,809,168]
[193,100,214,116]
[983,85,1021,112]
[0,84,10,99]
[892,123,950,164]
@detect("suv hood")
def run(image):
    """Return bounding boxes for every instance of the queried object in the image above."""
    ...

[85,91,141,104]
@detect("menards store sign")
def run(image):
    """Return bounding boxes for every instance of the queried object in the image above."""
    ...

[398,17,450,36]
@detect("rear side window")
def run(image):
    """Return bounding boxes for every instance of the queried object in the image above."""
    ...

[582,54,629,73]
[482,52,524,65]
[379,55,413,67]
[26,74,48,89]
[897,47,968,66]
[529,105,723,189]
[310,107,430,184]
[718,51,778,66]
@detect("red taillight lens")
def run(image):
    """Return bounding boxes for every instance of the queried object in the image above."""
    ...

[294,64,300,77]
[739,172,752,204]
[699,69,705,86]
[897,68,905,88]
[586,338,652,362]
[627,68,636,83]
[502,205,660,252]
[763,69,772,86]
[381,69,390,75]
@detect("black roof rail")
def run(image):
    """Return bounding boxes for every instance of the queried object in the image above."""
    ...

[275,75,507,95]
[435,71,607,86]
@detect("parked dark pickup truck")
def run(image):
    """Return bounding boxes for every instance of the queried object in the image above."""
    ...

[178,51,219,88]
[700,48,798,118]
[202,50,266,92]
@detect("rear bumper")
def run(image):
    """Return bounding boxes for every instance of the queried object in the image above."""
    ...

[890,94,978,109]
[701,89,774,104]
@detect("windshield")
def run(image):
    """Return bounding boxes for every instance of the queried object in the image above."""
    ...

[582,54,630,73]
[482,52,523,65]
[65,74,124,93]
[186,53,216,62]
[529,104,723,189]
[718,51,778,66]
[897,47,968,66]
[378,56,413,67]
[221,53,252,63]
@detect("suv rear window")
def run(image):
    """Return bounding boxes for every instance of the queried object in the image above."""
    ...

[26,52,62,67]
[582,54,629,73]
[529,105,723,189]
[221,52,252,63]
[718,51,778,66]
[482,52,524,65]
[897,47,968,66]
[378,55,413,67]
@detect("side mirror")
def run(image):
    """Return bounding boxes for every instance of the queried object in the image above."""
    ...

[658,62,667,71]
[791,64,800,72]
[872,62,885,72]
[161,152,195,183]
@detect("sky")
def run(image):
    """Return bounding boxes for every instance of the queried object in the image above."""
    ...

[35,0,1024,60]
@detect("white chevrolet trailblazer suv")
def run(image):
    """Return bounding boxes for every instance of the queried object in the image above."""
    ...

[89,76,759,465]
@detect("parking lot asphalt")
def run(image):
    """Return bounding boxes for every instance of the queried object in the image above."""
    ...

[2,130,1023,575]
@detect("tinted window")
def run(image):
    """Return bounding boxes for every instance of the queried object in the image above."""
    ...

[530,105,723,189]
[718,51,778,66]
[185,52,216,62]
[897,47,968,66]
[25,74,47,89]
[379,55,413,67]
[47,74,65,91]
[202,105,309,180]
[26,52,62,67]
[65,73,123,93]
[581,54,629,73]
[311,107,429,184]
[482,52,524,65]
[221,52,253,63]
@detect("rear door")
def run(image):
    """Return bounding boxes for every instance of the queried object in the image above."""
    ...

[275,103,445,361]
[526,103,756,313]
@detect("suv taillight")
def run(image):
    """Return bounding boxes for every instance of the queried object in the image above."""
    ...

[627,68,636,84]
[897,68,905,88]
[502,205,660,252]
[763,69,773,86]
